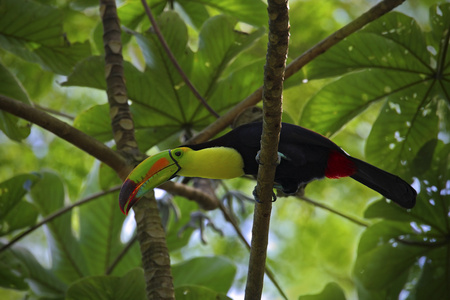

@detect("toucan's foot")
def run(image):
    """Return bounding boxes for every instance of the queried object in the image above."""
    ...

[253,187,277,203]
[178,211,223,244]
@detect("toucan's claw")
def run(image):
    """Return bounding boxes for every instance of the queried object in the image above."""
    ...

[255,151,290,166]
[252,187,277,203]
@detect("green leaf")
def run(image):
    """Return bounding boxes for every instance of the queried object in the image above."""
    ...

[301,7,450,177]
[298,282,346,300]
[301,69,426,137]
[62,56,107,90]
[357,142,450,299]
[0,63,31,141]
[0,174,39,235]
[188,0,267,27]
[365,80,439,175]
[165,195,201,252]
[79,191,141,276]
[0,0,91,75]
[176,1,210,30]
[172,256,236,294]
[0,244,67,297]
[118,0,166,30]
[73,103,113,143]
[305,12,430,80]
[354,222,430,290]
[174,285,232,300]
[29,171,89,283]
[66,268,146,300]
[65,13,264,151]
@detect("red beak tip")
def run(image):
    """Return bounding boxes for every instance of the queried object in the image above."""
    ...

[119,179,139,215]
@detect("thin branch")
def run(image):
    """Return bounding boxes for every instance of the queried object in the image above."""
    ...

[140,0,220,119]
[160,181,219,210]
[217,201,288,300]
[245,0,289,298]
[299,196,370,227]
[34,103,75,120]
[284,0,406,78]
[0,186,121,253]
[0,95,129,179]
[186,0,406,145]
[106,235,138,275]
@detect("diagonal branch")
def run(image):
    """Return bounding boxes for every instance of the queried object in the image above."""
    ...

[187,0,406,145]
[0,186,121,253]
[244,0,289,299]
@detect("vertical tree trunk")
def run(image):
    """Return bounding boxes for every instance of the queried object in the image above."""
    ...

[99,1,175,299]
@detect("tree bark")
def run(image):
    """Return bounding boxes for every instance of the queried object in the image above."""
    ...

[99,1,175,298]
[245,0,289,299]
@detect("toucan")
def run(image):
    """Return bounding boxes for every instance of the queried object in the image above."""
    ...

[119,122,417,214]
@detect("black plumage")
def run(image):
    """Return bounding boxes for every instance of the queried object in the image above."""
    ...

[188,122,416,208]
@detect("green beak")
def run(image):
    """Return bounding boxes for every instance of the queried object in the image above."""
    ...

[119,150,181,215]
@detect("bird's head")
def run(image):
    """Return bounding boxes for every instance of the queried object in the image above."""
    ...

[119,146,244,214]
[119,148,186,215]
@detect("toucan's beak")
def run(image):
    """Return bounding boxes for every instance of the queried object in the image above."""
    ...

[119,150,181,215]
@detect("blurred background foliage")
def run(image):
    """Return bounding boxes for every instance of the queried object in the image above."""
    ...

[0,0,448,299]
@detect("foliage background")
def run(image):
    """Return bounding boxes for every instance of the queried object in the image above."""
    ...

[0,0,449,299]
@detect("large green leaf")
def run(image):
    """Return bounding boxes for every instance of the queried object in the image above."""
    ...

[187,0,267,27]
[117,0,267,31]
[0,0,91,75]
[355,142,450,300]
[165,195,198,252]
[64,12,264,151]
[73,103,113,143]
[29,171,89,283]
[0,63,31,141]
[0,174,39,236]
[301,5,450,175]
[298,282,346,300]
[79,190,141,276]
[66,268,146,300]
[0,244,67,297]
[172,256,236,294]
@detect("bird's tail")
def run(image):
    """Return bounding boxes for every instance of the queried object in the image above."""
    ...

[349,157,417,208]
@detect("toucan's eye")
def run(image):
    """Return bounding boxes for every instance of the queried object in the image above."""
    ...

[173,149,183,157]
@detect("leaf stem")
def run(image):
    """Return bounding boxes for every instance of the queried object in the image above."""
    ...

[299,196,370,227]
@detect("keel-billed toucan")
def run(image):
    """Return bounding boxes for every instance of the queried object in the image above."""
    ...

[119,122,417,214]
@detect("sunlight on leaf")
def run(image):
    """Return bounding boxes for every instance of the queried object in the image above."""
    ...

[301,4,450,178]
[0,174,39,236]
[0,0,91,75]
[0,63,31,141]
[298,282,346,300]
[172,256,236,294]
[356,142,450,299]
[29,171,89,283]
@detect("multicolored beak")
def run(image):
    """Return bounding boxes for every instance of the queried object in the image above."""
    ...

[119,150,181,215]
